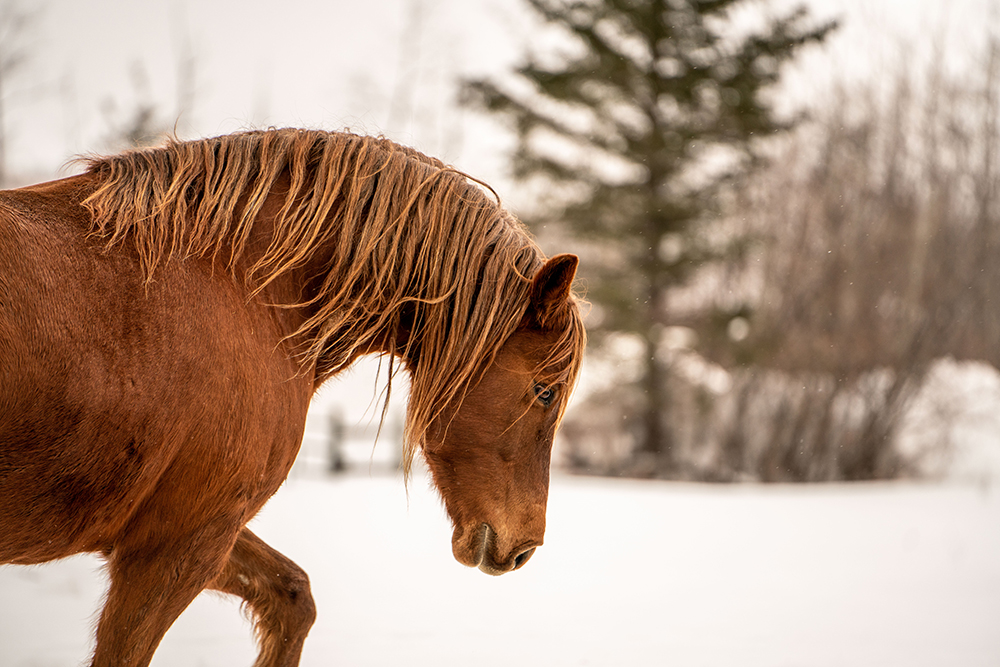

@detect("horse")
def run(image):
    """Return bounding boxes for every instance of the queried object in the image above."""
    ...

[0,128,585,667]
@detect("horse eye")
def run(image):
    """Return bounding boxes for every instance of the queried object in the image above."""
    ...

[533,384,556,407]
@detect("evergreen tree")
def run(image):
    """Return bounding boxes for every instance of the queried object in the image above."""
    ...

[463,0,835,471]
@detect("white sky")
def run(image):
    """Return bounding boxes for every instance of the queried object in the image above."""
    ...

[6,0,993,194]
[10,0,529,182]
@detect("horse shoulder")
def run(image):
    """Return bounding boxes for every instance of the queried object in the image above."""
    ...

[0,176,311,563]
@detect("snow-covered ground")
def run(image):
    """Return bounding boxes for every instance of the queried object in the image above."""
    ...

[2,469,998,667]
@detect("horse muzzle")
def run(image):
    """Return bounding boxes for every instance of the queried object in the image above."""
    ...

[453,523,539,576]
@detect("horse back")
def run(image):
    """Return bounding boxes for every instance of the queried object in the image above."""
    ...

[0,176,312,564]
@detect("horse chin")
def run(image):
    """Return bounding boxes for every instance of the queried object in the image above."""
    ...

[451,523,486,569]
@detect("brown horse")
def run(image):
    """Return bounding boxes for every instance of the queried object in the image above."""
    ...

[0,129,585,667]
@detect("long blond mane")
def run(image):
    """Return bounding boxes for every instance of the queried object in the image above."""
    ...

[81,128,585,476]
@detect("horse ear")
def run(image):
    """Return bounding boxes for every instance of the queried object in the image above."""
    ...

[528,254,578,329]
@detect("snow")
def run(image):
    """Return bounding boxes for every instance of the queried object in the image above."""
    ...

[900,359,1000,485]
[2,470,998,667]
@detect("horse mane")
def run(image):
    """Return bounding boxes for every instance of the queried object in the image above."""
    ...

[80,128,585,477]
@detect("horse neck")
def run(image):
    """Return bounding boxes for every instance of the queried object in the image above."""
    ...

[243,177,406,378]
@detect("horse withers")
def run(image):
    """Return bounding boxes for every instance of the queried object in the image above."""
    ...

[0,129,585,667]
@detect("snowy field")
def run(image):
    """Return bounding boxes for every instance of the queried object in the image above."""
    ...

[2,469,998,667]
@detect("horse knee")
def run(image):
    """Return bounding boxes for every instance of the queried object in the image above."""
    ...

[273,567,316,633]
[243,562,315,645]
[212,530,316,664]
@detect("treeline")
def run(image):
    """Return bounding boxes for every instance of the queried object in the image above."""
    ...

[561,33,1000,482]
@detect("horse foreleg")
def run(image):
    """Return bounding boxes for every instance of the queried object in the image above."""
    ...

[208,528,317,667]
[92,531,236,667]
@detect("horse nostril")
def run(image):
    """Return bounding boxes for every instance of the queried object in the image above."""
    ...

[513,547,536,570]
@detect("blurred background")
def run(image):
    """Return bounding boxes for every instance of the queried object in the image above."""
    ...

[1,1,999,666]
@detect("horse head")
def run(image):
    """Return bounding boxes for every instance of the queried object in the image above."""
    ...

[422,254,581,575]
